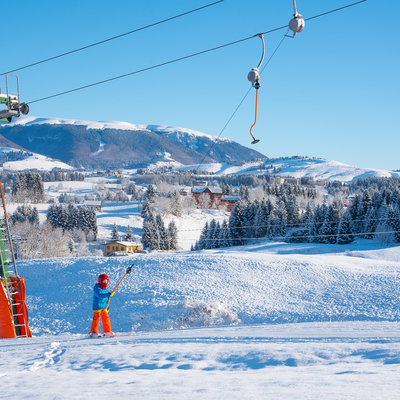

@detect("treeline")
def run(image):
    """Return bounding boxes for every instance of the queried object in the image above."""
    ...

[9,205,97,259]
[194,185,400,250]
[11,172,45,203]
[0,150,32,165]
[47,204,98,240]
[39,171,84,182]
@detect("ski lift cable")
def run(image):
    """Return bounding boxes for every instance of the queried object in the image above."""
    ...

[26,0,367,105]
[0,0,225,76]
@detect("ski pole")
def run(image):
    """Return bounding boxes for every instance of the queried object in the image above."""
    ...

[90,263,134,335]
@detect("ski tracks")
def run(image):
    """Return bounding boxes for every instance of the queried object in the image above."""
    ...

[29,342,65,372]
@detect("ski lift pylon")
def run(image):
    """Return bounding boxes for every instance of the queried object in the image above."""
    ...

[247,34,265,145]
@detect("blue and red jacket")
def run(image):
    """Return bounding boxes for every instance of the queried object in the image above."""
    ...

[92,283,111,311]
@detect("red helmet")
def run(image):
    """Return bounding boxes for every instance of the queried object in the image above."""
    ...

[98,274,109,288]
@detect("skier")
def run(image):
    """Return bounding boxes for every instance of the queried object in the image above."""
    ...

[90,274,115,337]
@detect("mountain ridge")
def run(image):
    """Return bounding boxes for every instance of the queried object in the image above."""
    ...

[0,116,265,169]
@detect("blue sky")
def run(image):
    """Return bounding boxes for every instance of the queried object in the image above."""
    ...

[2,0,398,170]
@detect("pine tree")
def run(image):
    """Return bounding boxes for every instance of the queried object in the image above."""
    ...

[273,200,288,238]
[127,182,137,197]
[320,205,339,244]
[88,209,98,240]
[156,214,168,250]
[142,212,159,250]
[218,220,230,247]
[111,223,120,241]
[198,222,209,250]
[228,200,245,246]
[254,201,267,238]
[125,225,133,241]
[141,198,152,219]
[168,221,178,250]
[286,194,300,225]
[387,205,400,242]
[145,184,156,203]
[337,212,354,244]
[302,202,312,224]
[67,204,79,231]
[207,219,218,249]
[169,191,182,217]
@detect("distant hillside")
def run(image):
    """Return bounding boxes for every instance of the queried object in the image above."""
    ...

[0,147,73,171]
[0,117,266,169]
[179,156,400,183]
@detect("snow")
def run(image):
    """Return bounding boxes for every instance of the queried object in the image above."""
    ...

[4,116,230,143]
[147,124,232,142]
[3,115,149,132]
[179,158,400,183]
[2,153,73,171]
[2,243,400,398]
[2,322,400,399]
[0,147,73,171]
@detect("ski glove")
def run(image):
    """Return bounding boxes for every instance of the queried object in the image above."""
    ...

[110,291,115,297]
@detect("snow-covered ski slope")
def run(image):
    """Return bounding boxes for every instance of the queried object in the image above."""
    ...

[3,242,400,399]
[17,241,400,335]
[2,322,400,399]
[0,147,73,171]
[0,241,400,400]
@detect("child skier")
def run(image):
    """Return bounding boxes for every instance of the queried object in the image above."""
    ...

[90,274,115,337]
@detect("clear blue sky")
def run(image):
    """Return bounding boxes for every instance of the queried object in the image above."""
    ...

[2,0,398,170]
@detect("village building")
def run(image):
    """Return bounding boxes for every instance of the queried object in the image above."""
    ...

[104,241,142,256]
[219,195,240,212]
[83,200,102,212]
[191,186,223,207]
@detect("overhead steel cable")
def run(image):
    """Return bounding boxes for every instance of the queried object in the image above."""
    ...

[26,0,367,105]
[0,0,225,76]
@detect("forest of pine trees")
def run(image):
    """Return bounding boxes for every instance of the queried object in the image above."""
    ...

[46,204,98,240]
[193,178,400,250]
[11,171,45,203]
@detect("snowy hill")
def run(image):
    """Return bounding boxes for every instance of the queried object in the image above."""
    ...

[3,243,400,399]
[0,147,73,171]
[17,242,400,335]
[179,157,400,183]
[0,116,265,169]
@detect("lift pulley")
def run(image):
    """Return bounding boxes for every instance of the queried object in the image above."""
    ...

[287,0,305,38]
[247,33,265,145]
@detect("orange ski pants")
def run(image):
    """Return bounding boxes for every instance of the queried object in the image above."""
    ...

[90,309,112,334]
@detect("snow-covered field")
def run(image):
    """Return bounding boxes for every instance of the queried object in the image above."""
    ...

[2,322,399,399]
[2,242,400,399]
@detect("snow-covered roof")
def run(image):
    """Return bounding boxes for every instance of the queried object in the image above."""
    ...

[220,195,240,201]
[84,200,102,206]
[106,241,141,247]
[191,186,223,194]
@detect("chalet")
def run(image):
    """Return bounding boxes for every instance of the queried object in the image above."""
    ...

[83,200,102,212]
[104,241,142,256]
[219,195,240,212]
[191,186,223,207]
